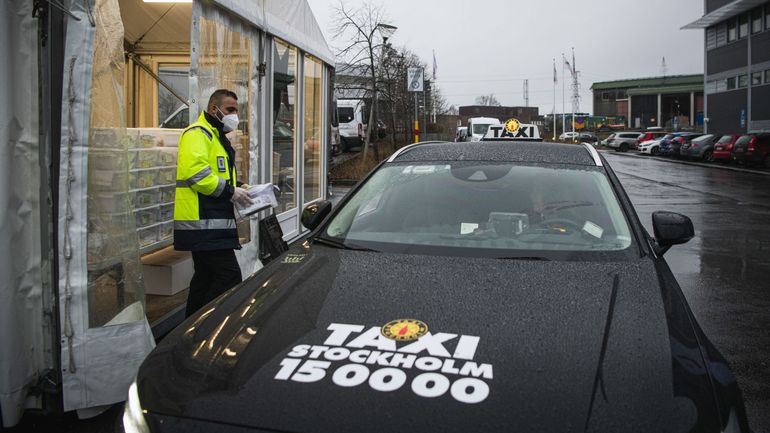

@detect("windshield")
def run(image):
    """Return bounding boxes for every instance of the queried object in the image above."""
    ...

[735,135,751,146]
[472,124,491,135]
[323,162,636,259]
[693,134,713,143]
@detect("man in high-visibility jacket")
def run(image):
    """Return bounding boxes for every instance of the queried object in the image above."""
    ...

[174,89,253,317]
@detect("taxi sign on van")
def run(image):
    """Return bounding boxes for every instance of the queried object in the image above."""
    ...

[482,119,542,141]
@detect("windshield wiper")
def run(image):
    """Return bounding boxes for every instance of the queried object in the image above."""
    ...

[494,256,551,261]
[313,236,379,252]
[525,200,596,214]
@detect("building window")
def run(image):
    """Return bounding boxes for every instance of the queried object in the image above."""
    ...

[752,72,762,86]
[765,69,770,84]
[766,4,770,30]
[706,27,717,49]
[716,23,727,46]
[716,79,727,93]
[752,8,762,34]
[738,75,748,88]
[726,77,736,90]
[738,14,748,38]
[727,19,737,42]
[601,92,610,101]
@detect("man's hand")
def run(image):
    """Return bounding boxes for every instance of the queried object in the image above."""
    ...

[230,186,254,207]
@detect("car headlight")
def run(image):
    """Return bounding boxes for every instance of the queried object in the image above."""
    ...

[123,380,150,433]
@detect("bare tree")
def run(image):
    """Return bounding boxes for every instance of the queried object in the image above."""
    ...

[379,46,426,149]
[431,84,451,116]
[474,94,501,106]
[332,1,391,160]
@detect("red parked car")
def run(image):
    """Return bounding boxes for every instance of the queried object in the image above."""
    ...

[637,131,668,146]
[732,133,770,168]
[712,134,741,162]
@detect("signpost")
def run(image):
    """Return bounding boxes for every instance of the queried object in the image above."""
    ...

[407,67,424,92]
[408,67,423,143]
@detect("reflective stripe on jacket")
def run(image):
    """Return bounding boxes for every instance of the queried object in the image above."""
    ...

[173,112,239,251]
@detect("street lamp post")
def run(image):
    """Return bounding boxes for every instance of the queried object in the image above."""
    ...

[375,24,397,145]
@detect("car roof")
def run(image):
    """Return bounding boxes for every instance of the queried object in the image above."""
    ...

[468,117,500,123]
[388,141,600,166]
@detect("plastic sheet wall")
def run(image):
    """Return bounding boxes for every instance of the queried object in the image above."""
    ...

[0,0,46,426]
[58,0,155,413]
[207,0,334,66]
[191,2,262,276]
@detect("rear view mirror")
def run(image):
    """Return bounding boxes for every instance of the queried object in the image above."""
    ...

[301,200,332,231]
[652,211,694,255]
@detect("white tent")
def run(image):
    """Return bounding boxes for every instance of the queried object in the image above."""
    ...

[0,0,334,426]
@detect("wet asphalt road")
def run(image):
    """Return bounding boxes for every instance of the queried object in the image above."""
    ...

[601,151,770,433]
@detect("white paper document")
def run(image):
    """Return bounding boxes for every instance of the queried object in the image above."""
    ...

[235,183,278,218]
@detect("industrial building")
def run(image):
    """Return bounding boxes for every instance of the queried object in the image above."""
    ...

[458,106,539,124]
[591,75,704,130]
[684,1,770,133]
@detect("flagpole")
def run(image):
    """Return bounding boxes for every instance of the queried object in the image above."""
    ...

[552,58,556,140]
[571,48,576,139]
[432,50,436,123]
[561,53,565,139]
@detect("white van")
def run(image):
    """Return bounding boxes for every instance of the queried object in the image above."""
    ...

[337,99,367,151]
[466,117,501,141]
[330,97,341,155]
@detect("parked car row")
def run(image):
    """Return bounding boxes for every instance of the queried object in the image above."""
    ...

[626,130,770,168]
[558,131,599,143]
[604,131,656,152]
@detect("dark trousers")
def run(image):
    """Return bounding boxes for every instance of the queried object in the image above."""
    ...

[186,249,242,317]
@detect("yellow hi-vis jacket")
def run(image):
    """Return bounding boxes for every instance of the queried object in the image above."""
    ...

[173,112,240,251]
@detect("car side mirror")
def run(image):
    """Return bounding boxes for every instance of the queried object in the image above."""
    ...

[652,211,694,256]
[301,200,332,231]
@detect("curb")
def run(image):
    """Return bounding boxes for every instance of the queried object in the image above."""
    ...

[598,149,770,177]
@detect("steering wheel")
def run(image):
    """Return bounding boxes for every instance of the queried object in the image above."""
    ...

[538,218,583,233]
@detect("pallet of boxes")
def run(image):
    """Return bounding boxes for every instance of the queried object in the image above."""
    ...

[131,128,194,298]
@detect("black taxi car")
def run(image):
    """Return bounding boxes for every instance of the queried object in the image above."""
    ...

[125,122,749,433]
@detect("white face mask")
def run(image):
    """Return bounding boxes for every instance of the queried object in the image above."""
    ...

[216,106,239,133]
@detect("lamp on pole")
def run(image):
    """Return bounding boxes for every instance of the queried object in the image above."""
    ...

[375,23,397,144]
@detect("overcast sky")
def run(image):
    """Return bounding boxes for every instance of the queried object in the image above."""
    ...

[308,0,706,115]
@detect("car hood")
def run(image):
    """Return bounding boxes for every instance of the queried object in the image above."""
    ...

[138,246,706,433]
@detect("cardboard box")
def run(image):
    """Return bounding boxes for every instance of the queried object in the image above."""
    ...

[141,247,193,296]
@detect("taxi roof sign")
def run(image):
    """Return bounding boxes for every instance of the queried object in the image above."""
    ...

[482,119,542,142]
